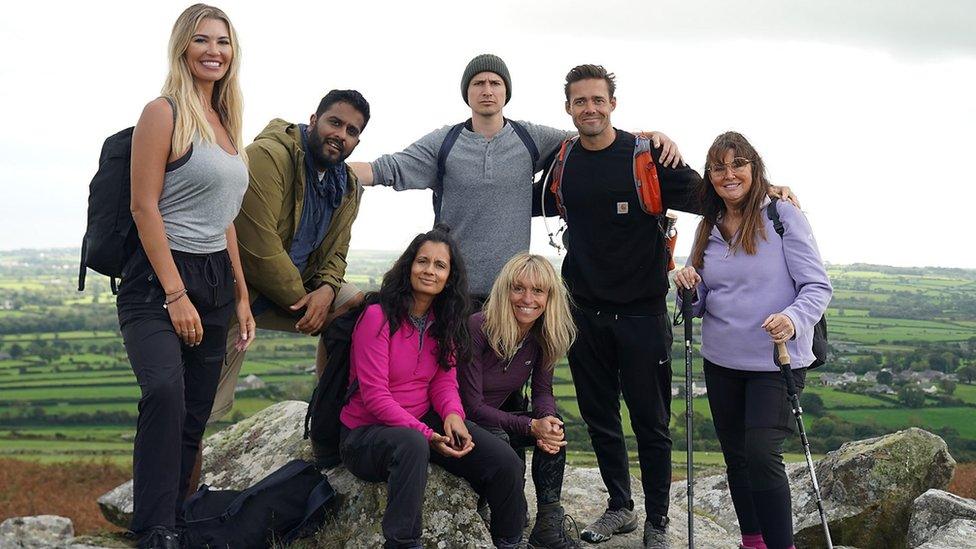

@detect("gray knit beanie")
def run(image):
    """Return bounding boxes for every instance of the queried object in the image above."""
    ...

[460,54,512,105]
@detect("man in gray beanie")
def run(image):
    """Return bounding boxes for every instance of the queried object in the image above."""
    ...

[349,53,680,306]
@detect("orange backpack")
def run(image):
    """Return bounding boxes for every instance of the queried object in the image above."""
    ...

[544,135,678,270]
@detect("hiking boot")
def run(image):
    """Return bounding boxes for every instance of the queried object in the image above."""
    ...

[137,526,181,549]
[642,519,670,549]
[494,534,529,549]
[527,503,582,549]
[579,505,638,543]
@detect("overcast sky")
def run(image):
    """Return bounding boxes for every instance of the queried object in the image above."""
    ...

[1,0,974,268]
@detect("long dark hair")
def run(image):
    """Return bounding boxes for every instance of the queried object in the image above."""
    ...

[378,224,471,370]
[690,131,771,269]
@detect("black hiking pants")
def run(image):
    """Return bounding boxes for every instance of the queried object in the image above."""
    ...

[568,307,673,525]
[486,419,567,507]
[339,411,527,548]
[704,359,807,549]
[117,248,235,534]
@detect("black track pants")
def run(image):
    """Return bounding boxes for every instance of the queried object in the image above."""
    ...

[117,248,235,533]
[568,307,673,524]
[704,359,807,549]
[340,411,527,547]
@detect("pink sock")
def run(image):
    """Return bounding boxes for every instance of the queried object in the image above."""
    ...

[741,533,767,549]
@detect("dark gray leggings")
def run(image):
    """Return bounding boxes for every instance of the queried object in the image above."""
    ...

[704,359,806,549]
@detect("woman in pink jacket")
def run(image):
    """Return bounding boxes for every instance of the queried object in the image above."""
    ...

[339,225,528,549]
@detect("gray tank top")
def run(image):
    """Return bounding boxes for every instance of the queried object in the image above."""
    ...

[159,138,248,254]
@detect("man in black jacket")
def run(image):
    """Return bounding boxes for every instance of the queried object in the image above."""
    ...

[536,64,701,548]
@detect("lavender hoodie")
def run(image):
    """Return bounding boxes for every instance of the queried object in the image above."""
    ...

[679,199,832,371]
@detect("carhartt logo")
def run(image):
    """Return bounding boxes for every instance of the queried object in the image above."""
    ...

[525,361,531,365]
[617,202,629,214]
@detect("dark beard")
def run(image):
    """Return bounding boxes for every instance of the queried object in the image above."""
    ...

[306,128,346,169]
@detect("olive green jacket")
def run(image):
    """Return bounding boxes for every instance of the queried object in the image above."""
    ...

[235,119,362,310]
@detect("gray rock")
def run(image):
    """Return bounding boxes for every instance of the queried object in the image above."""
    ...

[670,427,956,549]
[95,481,132,532]
[908,489,976,547]
[914,519,976,549]
[0,515,73,548]
[98,404,956,548]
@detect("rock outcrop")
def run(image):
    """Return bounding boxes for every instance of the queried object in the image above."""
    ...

[0,515,73,548]
[908,489,976,548]
[97,402,959,548]
[670,427,956,549]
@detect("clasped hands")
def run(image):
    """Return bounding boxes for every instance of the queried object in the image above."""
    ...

[531,415,566,455]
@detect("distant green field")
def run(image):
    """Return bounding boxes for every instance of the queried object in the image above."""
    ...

[833,407,976,438]
[0,330,117,342]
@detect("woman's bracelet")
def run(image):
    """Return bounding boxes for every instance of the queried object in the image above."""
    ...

[165,287,186,296]
[163,289,188,308]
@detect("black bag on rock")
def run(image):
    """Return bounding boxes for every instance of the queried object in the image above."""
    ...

[182,459,334,548]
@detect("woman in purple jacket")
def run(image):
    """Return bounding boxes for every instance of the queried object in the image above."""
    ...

[459,252,579,548]
[673,132,832,549]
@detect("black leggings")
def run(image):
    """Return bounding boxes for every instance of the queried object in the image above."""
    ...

[485,409,566,507]
[340,411,527,548]
[704,359,806,549]
[117,248,235,533]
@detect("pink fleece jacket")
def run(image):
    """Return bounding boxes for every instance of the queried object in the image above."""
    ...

[339,304,465,440]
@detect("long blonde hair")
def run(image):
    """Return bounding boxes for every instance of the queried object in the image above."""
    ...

[161,4,246,162]
[482,253,576,370]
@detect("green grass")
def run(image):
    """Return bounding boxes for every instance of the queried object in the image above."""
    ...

[833,407,976,438]
[0,331,118,342]
[0,384,141,401]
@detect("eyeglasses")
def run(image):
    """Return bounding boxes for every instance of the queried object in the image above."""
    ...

[708,157,753,175]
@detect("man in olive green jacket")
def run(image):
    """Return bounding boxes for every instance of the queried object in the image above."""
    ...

[209,90,370,424]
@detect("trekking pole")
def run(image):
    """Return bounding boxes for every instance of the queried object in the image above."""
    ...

[680,288,695,549]
[774,342,833,549]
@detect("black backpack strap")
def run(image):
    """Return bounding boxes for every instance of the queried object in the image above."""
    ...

[766,197,785,237]
[508,119,540,167]
[433,122,466,223]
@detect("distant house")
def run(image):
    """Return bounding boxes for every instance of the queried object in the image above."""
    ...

[922,385,939,395]
[917,370,945,383]
[862,371,878,383]
[865,384,896,395]
[670,383,707,398]
[0,352,10,360]
[235,374,266,392]
[821,372,857,388]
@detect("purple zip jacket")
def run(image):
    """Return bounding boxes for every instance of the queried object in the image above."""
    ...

[458,312,557,436]
[678,199,832,371]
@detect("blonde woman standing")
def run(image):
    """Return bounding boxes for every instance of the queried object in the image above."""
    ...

[117,4,253,547]
[459,253,579,548]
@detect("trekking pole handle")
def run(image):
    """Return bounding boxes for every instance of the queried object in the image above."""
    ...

[680,288,694,340]
[775,342,791,368]
[775,342,800,399]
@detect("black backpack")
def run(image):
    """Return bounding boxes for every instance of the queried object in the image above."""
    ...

[766,198,829,368]
[78,97,175,293]
[432,118,539,223]
[303,299,372,468]
[182,459,335,548]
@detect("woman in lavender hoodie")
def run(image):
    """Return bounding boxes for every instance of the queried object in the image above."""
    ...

[338,225,528,549]
[673,132,832,549]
